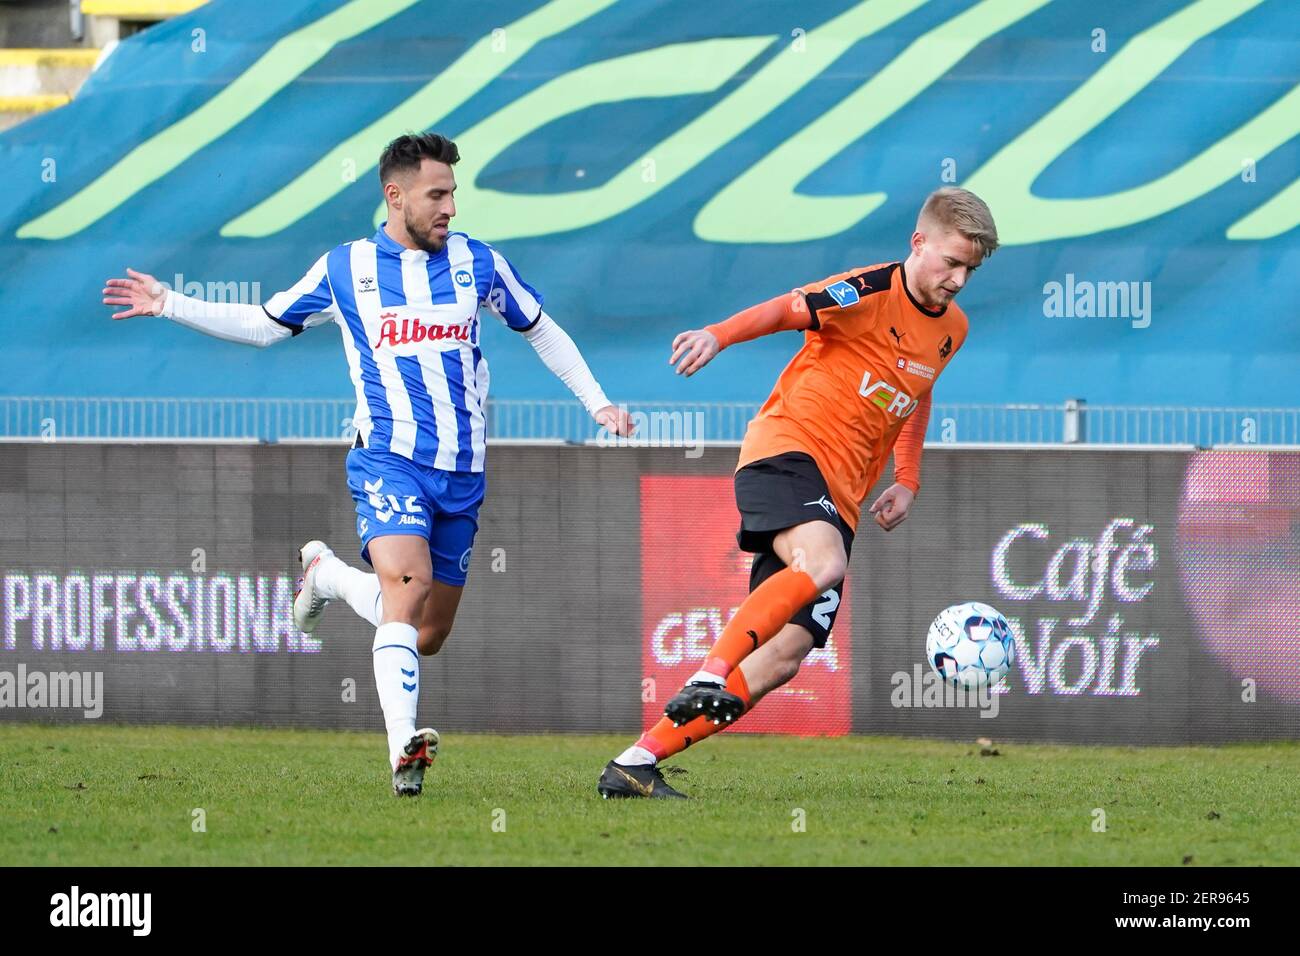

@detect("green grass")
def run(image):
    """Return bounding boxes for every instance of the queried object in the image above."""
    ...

[2,724,1297,866]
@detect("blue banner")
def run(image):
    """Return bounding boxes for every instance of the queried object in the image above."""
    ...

[2,0,1296,406]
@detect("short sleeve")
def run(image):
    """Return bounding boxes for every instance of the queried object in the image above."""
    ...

[799,264,892,331]
[262,252,337,334]
[480,245,544,332]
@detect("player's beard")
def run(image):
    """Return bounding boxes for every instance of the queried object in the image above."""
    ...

[925,274,956,308]
[405,208,446,254]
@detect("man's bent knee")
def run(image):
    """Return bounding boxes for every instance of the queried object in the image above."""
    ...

[775,632,813,685]
[775,523,848,590]
[417,623,451,656]
[380,573,431,624]
[808,555,847,590]
[791,546,847,591]
[773,655,802,687]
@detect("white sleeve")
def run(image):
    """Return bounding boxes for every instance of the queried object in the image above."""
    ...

[161,290,293,348]
[261,252,339,331]
[520,311,610,416]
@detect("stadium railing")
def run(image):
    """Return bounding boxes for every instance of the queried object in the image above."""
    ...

[1,397,1296,448]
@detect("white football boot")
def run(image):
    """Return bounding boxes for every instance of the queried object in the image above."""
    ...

[392,729,440,797]
[293,540,334,633]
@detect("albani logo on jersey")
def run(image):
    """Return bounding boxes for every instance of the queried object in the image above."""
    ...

[859,371,919,418]
[372,312,472,347]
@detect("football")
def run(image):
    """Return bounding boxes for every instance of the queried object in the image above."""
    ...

[925,601,1017,689]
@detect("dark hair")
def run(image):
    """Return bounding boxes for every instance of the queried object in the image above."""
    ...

[378,132,460,185]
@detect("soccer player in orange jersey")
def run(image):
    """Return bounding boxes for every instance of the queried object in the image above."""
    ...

[598,188,999,798]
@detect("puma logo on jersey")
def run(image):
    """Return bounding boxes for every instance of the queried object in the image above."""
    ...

[859,371,919,418]
[889,326,905,344]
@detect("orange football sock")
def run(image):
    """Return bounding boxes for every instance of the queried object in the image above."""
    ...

[636,669,752,762]
[699,567,819,680]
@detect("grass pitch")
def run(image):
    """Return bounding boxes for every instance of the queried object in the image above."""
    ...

[2,724,1296,866]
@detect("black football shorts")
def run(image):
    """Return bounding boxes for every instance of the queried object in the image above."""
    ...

[733,452,854,648]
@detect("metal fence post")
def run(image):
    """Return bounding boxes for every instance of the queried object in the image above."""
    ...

[1063,398,1086,444]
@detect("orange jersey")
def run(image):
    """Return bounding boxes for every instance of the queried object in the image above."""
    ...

[736,262,968,530]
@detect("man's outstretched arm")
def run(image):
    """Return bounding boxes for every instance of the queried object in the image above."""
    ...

[103,267,293,348]
[669,291,812,377]
[476,241,633,436]
[520,311,634,436]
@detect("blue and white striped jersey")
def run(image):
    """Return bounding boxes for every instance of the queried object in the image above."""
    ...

[263,225,543,472]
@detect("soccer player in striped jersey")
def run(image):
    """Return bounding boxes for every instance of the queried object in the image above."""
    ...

[103,132,633,797]
[598,188,998,799]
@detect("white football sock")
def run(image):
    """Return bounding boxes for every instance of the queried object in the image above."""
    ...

[686,669,726,687]
[372,622,419,769]
[317,555,383,626]
[615,745,657,767]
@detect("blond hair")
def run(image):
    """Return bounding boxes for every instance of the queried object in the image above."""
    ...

[918,187,999,259]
